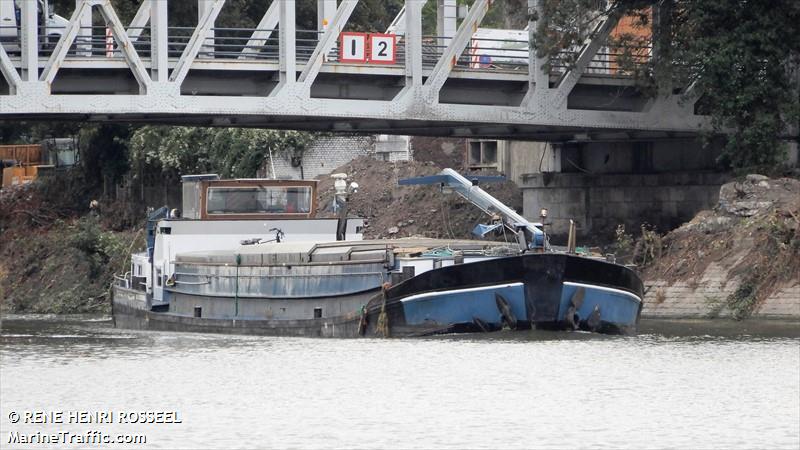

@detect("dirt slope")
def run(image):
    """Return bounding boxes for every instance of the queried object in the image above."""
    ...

[641,174,800,318]
[315,156,522,240]
[0,185,141,314]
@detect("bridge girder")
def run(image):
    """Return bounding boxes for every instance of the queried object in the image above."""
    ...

[0,0,708,140]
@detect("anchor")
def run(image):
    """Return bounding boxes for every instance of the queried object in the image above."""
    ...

[495,293,518,330]
[586,304,602,333]
[564,287,585,331]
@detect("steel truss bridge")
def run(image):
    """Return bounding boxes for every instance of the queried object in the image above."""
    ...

[0,0,707,140]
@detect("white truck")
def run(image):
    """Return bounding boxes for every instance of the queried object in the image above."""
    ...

[0,0,69,52]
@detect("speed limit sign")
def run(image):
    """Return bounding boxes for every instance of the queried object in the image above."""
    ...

[369,33,396,64]
[340,32,367,63]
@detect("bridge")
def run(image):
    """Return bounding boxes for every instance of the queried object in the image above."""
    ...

[0,0,707,140]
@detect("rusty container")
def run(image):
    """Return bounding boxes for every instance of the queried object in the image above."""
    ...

[0,145,42,165]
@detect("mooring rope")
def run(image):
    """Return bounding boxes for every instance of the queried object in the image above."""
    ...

[375,283,391,337]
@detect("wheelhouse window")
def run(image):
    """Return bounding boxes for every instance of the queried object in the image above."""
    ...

[206,186,312,216]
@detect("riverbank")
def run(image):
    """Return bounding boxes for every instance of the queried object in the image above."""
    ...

[640,175,800,320]
[1,164,798,321]
[0,183,142,314]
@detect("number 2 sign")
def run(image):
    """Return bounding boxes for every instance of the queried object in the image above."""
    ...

[339,32,396,65]
[369,33,396,64]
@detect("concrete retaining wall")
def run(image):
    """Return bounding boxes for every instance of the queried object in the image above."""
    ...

[521,172,732,238]
[642,264,800,319]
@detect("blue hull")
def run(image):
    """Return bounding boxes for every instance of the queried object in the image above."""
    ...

[372,253,644,335]
[400,281,641,334]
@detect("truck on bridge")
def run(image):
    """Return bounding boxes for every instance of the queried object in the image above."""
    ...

[0,0,68,52]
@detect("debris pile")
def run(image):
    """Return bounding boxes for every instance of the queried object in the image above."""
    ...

[315,156,522,240]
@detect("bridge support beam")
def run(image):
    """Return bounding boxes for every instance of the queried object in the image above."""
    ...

[42,1,91,87]
[0,44,21,94]
[239,1,279,60]
[75,0,92,56]
[425,0,491,101]
[297,0,359,95]
[528,0,548,91]
[20,0,38,82]
[171,0,225,86]
[127,0,151,42]
[42,0,151,94]
[151,0,168,82]
[437,0,457,46]
[198,0,217,58]
[404,0,424,89]
[523,1,619,114]
[551,9,621,107]
[276,0,297,92]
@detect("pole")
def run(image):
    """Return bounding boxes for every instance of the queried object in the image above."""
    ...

[234,254,241,316]
[268,146,276,179]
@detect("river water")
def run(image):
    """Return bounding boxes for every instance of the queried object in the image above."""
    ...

[1,316,798,449]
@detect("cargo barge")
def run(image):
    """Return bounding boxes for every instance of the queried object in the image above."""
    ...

[113,170,643,337]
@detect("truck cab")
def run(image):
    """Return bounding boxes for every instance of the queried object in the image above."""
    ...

[0,0,69,52]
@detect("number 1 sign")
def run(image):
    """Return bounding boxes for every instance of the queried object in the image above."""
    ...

[340,32,367,63]
[369,34,396,64]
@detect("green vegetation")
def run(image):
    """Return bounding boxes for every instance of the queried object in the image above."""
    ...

[534,0,800,171]
[129,127,317,180]
[0,211,142,314]
[725,271,760,321]
[612,223,663,267]
[0,122,319,209]
[634,223,662,267]
[613,224,634,259]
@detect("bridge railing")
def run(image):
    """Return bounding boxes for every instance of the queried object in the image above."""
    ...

[0,25,650,78]
[550,45,652,78]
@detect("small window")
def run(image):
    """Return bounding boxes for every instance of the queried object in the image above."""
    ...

[469,142,482,165]
[482,141,498,164]
[156,269,162,287]
[314,308,323,319]
[467,140,499,168]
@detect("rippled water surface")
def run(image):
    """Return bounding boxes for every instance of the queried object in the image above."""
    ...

[1,316,798,449]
